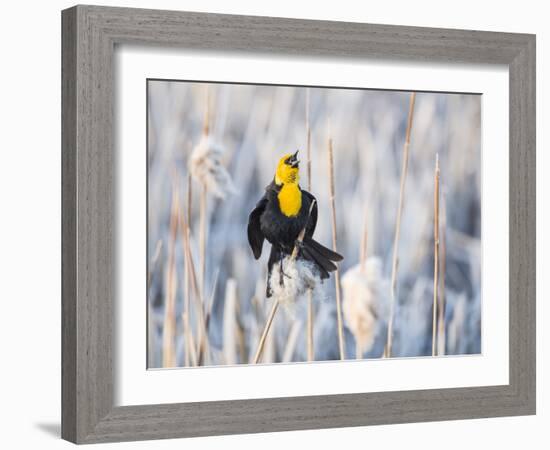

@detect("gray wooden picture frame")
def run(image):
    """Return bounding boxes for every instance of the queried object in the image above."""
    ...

[61,4,536,444]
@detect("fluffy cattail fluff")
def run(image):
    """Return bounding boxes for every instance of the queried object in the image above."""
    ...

[342,257,385,356]
[269,257,319,316]
[189,135,235,199]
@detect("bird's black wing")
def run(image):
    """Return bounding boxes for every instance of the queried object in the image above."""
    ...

[247,195,268,259]
[301,190,318,238]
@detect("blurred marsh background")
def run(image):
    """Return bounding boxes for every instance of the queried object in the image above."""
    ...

[147,80,481,368]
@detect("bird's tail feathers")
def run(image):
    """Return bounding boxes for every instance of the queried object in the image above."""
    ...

[301,246,331,279]
[303,236,343,262]
[300,236,343,279]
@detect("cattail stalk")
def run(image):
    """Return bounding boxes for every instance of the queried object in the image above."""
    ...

[355,213,369,359]
[205,268,220,331]
[185,231,210,365]
[328,135,345,360]
[432,154,440,356]
[202,86,210,136]
[356,341,364,360]
[283,320,301,362]
[182,312,198,366]
[198,86,210,303]
[253,301,279,364]
[148,301,155,368]
[223,278,239,365]
[183,175,192,366]
[437,190,447,355]
[386,92,416,358]
[305,89,314,362]
[253,201,317,364]
[162,180,179,367]
[179,204,210,365]
[306,89,312,188]
[199,184,207,298]
[180,229,195,368]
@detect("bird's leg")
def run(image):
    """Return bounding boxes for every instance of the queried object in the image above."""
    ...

[294,240,305,252]
[279,253,290,286]
[279,254,284,286]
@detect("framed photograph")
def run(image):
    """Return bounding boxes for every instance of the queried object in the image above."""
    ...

[62,5,536,444]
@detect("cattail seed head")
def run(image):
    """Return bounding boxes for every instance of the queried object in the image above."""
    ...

[189,135,235,199]
[269,257,320,316]
[342,257,386,355]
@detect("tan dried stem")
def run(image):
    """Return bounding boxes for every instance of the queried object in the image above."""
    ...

[182,174,194,366]
[437,187,447,355]
[223,278,239,365]
[187,173,193,226]
[179,206,210,365]
[199,85,210,309]
[253,300,279,364]
[386,92,416,358]
[432,154,440,356]
[306,89,312,192]
[356,341,364,360]
[283,320,301,362]
[305,89,315,361]
[162,178,179,367]
[182,311,198,367]
[202,85,210,136]
[328,135,345,360]
[199,183,207,300]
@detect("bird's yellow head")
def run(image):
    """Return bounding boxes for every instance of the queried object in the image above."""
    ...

[275,151,300,185]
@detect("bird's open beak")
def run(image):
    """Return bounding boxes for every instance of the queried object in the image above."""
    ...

[289,150,300,168]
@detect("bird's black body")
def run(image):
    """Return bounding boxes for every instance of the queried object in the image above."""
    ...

[259,181,316,251]
[248,179,343,297]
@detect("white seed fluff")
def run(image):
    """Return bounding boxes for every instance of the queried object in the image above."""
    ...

[189,135,235,199]
[342,257,385,354]
[269,257,319,316]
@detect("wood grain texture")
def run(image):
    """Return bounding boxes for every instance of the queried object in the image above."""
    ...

[61,7,77,443]
[61,4,536,444]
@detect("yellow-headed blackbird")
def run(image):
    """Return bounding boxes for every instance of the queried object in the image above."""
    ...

[247,151,343,297]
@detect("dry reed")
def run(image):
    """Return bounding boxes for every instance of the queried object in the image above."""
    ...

[199,184,207,299]
[182,311,198,366]
[253,300,279,364]
[198,87,210,300]
[162,178,179,367]
[205,268,220,330]
[283,321,301,362]
[223,278,239,365]
[386,92,416,358]
[358,213,369,359]
[432,154,440,356]
[356,340,363,360]
[305,88,314,362]
[437,190,447,355]
[179,202,210,365]
[328,133,345,360]
[183,174,193,366]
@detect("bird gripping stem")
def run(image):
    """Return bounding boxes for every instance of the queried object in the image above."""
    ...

[291,200,317,260]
